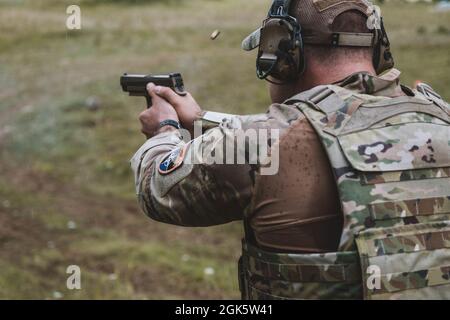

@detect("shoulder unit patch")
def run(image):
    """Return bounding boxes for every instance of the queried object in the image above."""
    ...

[158,147,186,175]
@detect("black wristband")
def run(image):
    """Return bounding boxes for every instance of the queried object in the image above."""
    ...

[158,119,182,130]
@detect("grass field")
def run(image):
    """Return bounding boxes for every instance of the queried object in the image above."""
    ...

[0,0,449,299]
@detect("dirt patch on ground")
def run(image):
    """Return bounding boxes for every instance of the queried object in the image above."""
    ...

[0,207,48,262]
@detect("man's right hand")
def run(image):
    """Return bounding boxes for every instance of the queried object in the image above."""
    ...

[139,83,179,139]
[149,85,203,135]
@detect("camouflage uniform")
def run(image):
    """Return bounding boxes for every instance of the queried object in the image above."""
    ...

[131,69,450,299]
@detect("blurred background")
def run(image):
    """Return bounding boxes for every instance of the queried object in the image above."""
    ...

[0,0,449,299]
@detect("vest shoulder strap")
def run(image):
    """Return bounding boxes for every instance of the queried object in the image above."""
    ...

[415,82,449,115]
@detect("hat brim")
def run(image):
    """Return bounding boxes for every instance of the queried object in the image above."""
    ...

[241,28,261,51]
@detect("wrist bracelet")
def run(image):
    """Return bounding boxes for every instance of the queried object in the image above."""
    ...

[159,119,182,130]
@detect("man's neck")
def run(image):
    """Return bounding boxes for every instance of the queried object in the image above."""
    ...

[297,62,377,93]
[269,62,377,104]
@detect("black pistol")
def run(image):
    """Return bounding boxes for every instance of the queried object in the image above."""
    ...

[120,72,186,108]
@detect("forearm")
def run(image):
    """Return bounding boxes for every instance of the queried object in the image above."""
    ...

[131,126,253,226]
[131,130,183,218]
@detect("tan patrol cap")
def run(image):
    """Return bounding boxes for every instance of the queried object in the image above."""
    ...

[242,0,378,51]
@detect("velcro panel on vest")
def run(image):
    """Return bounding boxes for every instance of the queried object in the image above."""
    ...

[370,196,450,221]
[362,167,450,185]
[356,221,450,300]
[241,242,362,300]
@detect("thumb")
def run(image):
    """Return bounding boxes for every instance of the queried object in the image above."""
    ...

[146,83,166,105]
[153,85,182,108]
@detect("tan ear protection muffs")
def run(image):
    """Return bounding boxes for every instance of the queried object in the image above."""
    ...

[243,0,394,83]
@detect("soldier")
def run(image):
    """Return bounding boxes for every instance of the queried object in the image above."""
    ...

[131,0,450,299]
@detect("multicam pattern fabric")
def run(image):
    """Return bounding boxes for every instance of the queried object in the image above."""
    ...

[291,73,450,251]
[369,196,450,220]
[356,221,450,299]
[284,68,450,299]
[360,167,450,185]
[339,122,450,171]
[242,242,363,300]
[242,28,261,51]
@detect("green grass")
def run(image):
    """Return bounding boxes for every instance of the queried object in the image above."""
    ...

[0,0,448,299]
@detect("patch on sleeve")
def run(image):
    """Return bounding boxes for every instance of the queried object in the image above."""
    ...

[158,147,186,175]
